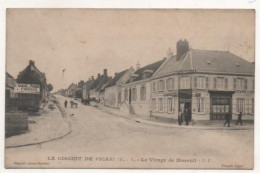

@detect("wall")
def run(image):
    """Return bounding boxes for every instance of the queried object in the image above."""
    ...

[104,85,119,108]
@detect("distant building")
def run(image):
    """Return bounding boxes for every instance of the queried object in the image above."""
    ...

[120,58,167,115]
[104,67,135,109]
[82,76,95,103]
[90,69,112,101]
[150,39,254,122]
[67,83,78,97]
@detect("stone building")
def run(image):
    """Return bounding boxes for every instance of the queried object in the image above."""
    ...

[119,59,167,115]
[150,40,254,122]
[104,67,135,109]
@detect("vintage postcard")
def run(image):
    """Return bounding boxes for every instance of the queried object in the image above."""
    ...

[5,9,255,169]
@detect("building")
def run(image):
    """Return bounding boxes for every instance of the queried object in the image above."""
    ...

[67,83,78,97]
[82,76,95,103]
[89,69,112,101]
[119,59,167,115]
[17,60,48,100]
[15,60,48,111]
[6,72,18,100]
[104,67,135,108]
[150,39,254,122]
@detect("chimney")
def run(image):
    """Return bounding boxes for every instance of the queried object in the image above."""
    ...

[176,39,189,61]
[98,73,100,78]
[115,72,118,77]
[104,69,107,76]
[136,61,141,70]
[91,76,94,80]
[29,60,35,66]
[167,48,173,58]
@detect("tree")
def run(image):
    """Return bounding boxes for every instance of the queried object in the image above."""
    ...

[47,84,53,92]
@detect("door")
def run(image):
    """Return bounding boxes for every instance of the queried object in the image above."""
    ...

[211,97,231,120]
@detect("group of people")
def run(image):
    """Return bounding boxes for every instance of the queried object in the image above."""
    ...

[224,111,243,127]
[177,109,244,127]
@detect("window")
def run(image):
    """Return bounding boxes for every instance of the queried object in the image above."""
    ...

[224,78,228,89]
[205,77,209,89]
[158,80,165,91]
[151,98,156,111]
[158,98,164,112]
[214,78,217,89]
[197,77,206,89]
[140,85,146,101]
[166,78,174,90]
[217,78,224,89]
[152,82,157,92]
[252,79,254,90]
[132,88,137,101]
[237,78,247,90]
[236,98,245,113]
[118,92,121,103]
[194,77,197,88]
[167,98,175,113]
[197,98,205,113]
[233,78,237,90]
[124,88,128,101]
[180,77,190,89]
[251,99,254,113]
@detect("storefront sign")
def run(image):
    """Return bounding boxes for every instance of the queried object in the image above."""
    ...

[163,91,178,97]
[14,83,40,94]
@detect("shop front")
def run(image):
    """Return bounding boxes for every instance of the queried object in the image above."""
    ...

[209,91,235,120]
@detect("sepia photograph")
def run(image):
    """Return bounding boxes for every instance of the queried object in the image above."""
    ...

[4,9,255,169]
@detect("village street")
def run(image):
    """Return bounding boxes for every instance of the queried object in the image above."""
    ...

[5,95,254,169]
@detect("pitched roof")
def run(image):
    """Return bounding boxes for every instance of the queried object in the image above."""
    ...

[126,59,166,83]
[6,72,15,79]
[90,75,112,91]
[154,49,254,77]
[105,69,128,88]
[17,62,47,87]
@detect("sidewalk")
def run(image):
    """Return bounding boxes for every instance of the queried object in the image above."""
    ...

[5,97,72,148]
[95,103,254,130]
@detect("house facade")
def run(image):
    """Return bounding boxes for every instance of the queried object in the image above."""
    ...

[150,40,255,122]
[104,67,135,108]
[89,69,112,101]
[82,76,95,102]
[6,72,18,100]
[119,59,166,116]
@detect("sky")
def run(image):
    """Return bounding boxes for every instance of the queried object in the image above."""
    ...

[6,9,255,91]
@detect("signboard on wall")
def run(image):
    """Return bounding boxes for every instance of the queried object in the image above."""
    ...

[14,83,40,94]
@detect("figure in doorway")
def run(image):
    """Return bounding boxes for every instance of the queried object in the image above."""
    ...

[224,113,231,127]
[178,110,183,125]
[64,100,68,108]
[184,109,189,125]
[236,111,243,126]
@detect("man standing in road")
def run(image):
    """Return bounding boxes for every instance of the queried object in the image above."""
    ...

[236,111,243,126]
[64,100,68,108]
[224,113,231,127]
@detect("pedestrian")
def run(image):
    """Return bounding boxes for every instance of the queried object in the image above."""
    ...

[224,113,231,127]
[185,109,189,126]
[236,111,243,126]
[178,110,183,125]
[64,100,68,108]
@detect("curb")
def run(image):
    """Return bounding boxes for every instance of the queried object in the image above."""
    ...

[96,105,254,131]
[6,98,72,149]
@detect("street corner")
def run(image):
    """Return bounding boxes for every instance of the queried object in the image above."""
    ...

[5,100,72,148]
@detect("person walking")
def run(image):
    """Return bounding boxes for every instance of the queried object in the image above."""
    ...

[64,100,68,108]
[178,110,183,125]
[224,113,231,127]
[236,111,243,126]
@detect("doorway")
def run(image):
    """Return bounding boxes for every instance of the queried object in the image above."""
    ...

[178,89,192,121]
